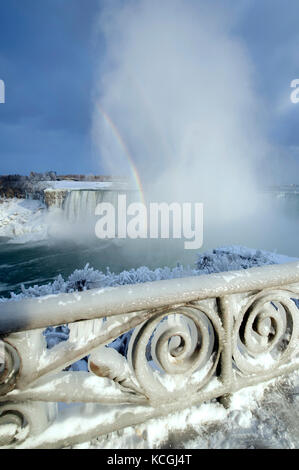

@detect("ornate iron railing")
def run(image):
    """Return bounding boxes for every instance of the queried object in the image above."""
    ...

[0,261,299,448]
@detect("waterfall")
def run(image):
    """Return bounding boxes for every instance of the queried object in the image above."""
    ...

[64,190,97,222]
[44,189,67,210]
[63,189,138,223]
[43,187,140,241]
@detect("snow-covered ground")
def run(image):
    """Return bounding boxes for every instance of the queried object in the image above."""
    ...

[0,198,48,243]
[44,180,132,190]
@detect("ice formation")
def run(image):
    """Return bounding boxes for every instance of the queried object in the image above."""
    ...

[0,198,48,243]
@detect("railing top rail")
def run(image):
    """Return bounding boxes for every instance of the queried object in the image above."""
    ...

[0,261,299,335]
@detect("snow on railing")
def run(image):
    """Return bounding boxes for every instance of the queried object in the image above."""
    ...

[0,261,299,448]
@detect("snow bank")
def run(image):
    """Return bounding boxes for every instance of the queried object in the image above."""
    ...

[44,180,130,190]
[0,198,48,243]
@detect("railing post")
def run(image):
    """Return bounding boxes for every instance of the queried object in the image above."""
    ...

[218,295,235,407]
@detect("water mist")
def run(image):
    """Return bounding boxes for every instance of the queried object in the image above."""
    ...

[90,0,297,258]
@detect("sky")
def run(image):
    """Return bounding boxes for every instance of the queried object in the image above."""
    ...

[0,0,298,181]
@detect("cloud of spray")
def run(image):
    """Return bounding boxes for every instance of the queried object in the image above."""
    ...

[92,1,268,210]
[90,0,298,256]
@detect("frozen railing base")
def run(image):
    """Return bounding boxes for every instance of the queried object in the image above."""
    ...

[0,261,299,448]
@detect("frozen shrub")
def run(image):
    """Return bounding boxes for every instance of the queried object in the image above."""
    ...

[196,246,276,273]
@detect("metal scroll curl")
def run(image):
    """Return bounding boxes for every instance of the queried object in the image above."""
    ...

[233,289,299,376]
[0,340,20,396]
[0,401,57,447]
[127,306,222,402]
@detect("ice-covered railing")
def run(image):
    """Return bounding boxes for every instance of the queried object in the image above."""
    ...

[0,261,299,448]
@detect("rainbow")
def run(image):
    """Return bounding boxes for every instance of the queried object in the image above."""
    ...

[96,104,146,205]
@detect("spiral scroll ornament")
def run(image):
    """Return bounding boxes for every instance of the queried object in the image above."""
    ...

[0,340,20,395]
[127,306,223,402]
[233,290,299,375]
[0,402,57,447]
[0,409,28,446]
